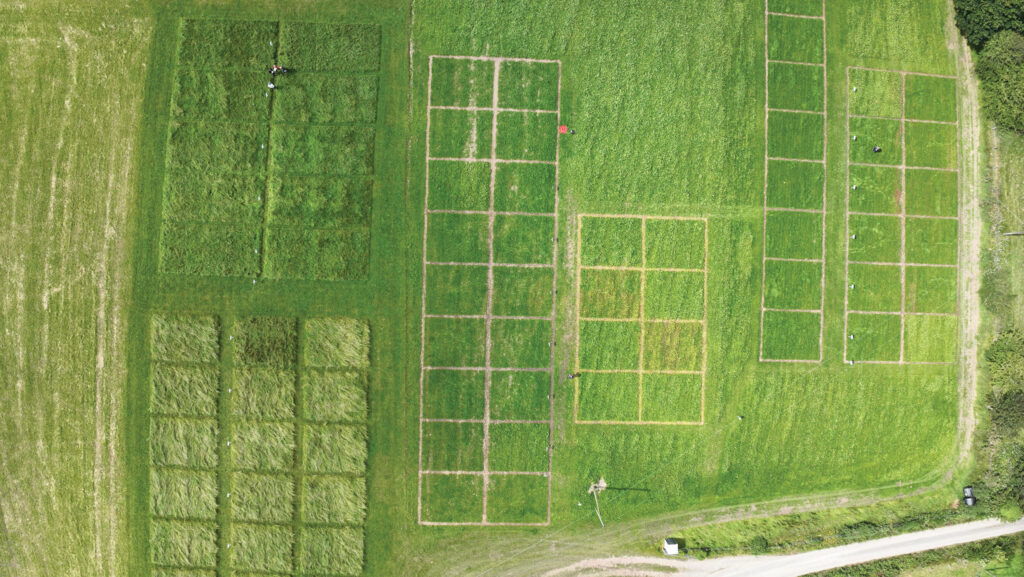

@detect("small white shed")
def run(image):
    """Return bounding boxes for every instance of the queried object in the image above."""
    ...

[662,538,679,556]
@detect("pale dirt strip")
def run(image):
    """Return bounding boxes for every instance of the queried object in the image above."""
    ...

[850,211,958,220]
[431,105,558,114]
[429,156,556,165]
[850,113,956,125]
[426,261,554,268]
[850,161,956,172]
[427,209,556,217]
[765,11,823,19]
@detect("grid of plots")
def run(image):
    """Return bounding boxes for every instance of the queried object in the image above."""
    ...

[574,216,708,425]
[160,20,380,280]
[761,0,828,363]
[844,67,959,364]
[418,55,561,526]
[148,314,370,576]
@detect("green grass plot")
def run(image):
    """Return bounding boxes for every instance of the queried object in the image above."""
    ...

[762,310,820,360]
[268,175,373,228]
[423,317,486,367]
[231,473,295,523]
[848,68,903,118]
[426,213,489,263]
[427,160,491,211]
[490,370,550,421]
[906,217,958,265]
[173,69,270,121]
[303,370,368,423]
[645,219,705,269]
[494,162,557,213]
[429,109,491,159]
[263,226,371,280]
[271,125,375,175]
[905,265,957,314]
[486,474,548,524]
[491,267,553,317]
[234,316,297,367]
[420,474,483,523]
[167,122,266,174]
[496,111,558,161]
[304,424,368,475]
[767,15,823,63]
[848,214,901,263]
[164,173,263,225]
[906,122,957,169]
[580,217,642,267]
[765,211,822,260]
[488,423,549,472]
[425,264,488,316]
[160,223,260,277]
[151,364,220,417]
[849,164,902,214]
[420,422,483,471]
[149,520,218,568]
[303,317,370,369]
[498,60,559,110]
[303,475,367,525]
[768,111,824,160]
[643,321,703,371]
[645,270,705,320]
[763,260,822,310]
[150,418,218,469]
[577,372,640,421]
[272,75,378,124]
[232,368,295,420]
[578,321,641,370]
[231,523,294,573]
[848,263,902,312]
[905,168,958,217]
[491,319,551,369]
[767,0,822,16]
[768,62,824,112]
[430,57,493,108]
[300,527,364,575]
[905,74,956,122]
[847,313,901,362]
[904,314,957,363]
[422,369,485,420]
[580,269,642,319]
[150,468,218,520]
[278,22,380,72]
[231,421,296,472]
[178,19,276,68]
[493,214,555,264]
[766,160,824,210]
[641,373,702,423]
[849,117,902,165]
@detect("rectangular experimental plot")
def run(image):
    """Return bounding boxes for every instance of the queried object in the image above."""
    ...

[574,215,708,426]
[844,67,959,365]
[419,55,561,526]
[761,2,827,363]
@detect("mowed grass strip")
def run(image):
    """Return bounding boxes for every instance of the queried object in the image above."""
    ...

[150,468,218,520]
[762,310,820,360]
[764,260,821,310]
[848,263,902,312]
[151,314,220,363]
[847,313,901,362]
[488,423,549,472]
[304,475,367,525]
[422,369,485,420]
[486,474,548,524]
[849,165,902,214]
[768,62,824,112]
[766,160,824,210]
[641,373,702,423]
[906,121,957,169]
[497,60,559,110]
[580,217,642,267]
[151,363,220,417]
[150,519,218,568]
[848,68,903,118]
[420,474,483,523]
[768,111,824,160]
[490,370,550,421]
[430,57,493,108]
[764,210,822,260]
[577,372,640,422]
[904,74,956,122]
[905,168,958,217]
[849,117,902,165]
[278,22,380,72]
[767,14,823,63]
[904,315,957,363]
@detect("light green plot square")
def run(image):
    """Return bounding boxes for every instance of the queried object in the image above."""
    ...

[299,527,364,575]
[150,468,218,520]
[498,60,559,110]
[491,370,550,421]
[904,314,957,363]
[849,117,902,165]
[905,266,957,314]
[231,473,295,524]
[847,313,901,362]
[303,475,367,525]
[767,160,824,210]
[424,264,489,316]
[580,268,642,319]
[488,423,549,472]
[645,219,706,269]
[429,109,492,159]
[231,524,294,573]
[577,372,640,422]
[643,322,703,372]
[486,475,548,524]
[645,270,704,320]
[768,111,824,160]
[277,22,380,72]
[762,310,820,360]
[580,217,642,267]
[233,368,295,420]
[767,15,823,63]
[849,165,902,214]
[496,111,558,161]
[149,520,218,567]
[768,62,824,112]
[849,68,903,118]
[303,317,369,369]
[579,321,641,370]
[494,162,557,213]
[492,266,553,317]
[421,474,483,523]
[426,213,489,263]
[151,363,220,417]
[764,260,821,310]
[767,0,822,16]
[150,418,218,469]
[231,421,295,472]
[906,122,957,169]
[906,217,958,265]
[303,370,367,423]
[421,422,483,471]
[905,169,958,217]
[424,317,486,367]
[848,214,901,263]
[905,75,956,122]
[422,369,484,420]
[427,160,491,211]
[641,373,702,423]
[493,214,555,265]
[430,57,494,108]
[847,263,902,312]
[304,424,367,475]
[491,319,551,369]
[765,211,822,260]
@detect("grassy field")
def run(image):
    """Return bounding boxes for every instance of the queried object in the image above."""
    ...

[0,0,978,576]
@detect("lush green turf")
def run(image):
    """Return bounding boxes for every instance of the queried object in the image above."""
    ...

[424,264,488,315]
[767,160,825,210]
[767,0,822,17]
[645,270,705,319]
[768,111,825,160]
[488,423,550,471]
[850,165,903,214]
[427,160,491,211]
[492,267,554,316]
[767,14,824,63]
[272,75,379,124]
[423,369,485,419]
[580,268,642,318]
[580,217,643,267]
[423,317,486,366]
[848,263,903,312]
[420,474,483,523]
[496,111,559,161]
[429,109,492,158]
[421,422,484,471]
[849,214,902,263]
[493,214,555,264]
[904,315,957,363]
[768,62,825,112]
[905,266,958,314]
[905,169,958,217]
[491,318,552,368]
[762,310,821,360]
[848,68,903,118]
[577,372,641,421]
[906,217,959,265]
[849,117,902,165]
[906,122,958,169]
[498,60,560,110]
[486,475,549,523]
[764,260,823,310]
[579,321,642,370]
[847,313,901,362]
[643,321,704,371]
[642,373,703,422]
[494,162,557,212]
[904,74,957,122]
[490,371,550,420]
[430,57,493,107]
[645,219,706,269]
[765,211,823,259]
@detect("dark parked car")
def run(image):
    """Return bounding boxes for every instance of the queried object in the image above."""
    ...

[963,486,976,506]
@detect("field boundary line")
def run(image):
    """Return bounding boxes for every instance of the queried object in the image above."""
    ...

[767,107,825,115]
[765,207,824,214]
[424,365,551,372]
[425,261,554,268]
[580,317,703,324]
[850,113,955,125]
[425,314,553,321]
[427,209,555,217]
[850,161,956,172]
[766,156,824,163]
[764,256,823,263]
[430,105,558,114]
[766,10,823,19]
[767,59,825,67]
[428,156,556,165]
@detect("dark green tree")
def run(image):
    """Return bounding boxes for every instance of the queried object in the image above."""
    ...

[954,0,1024,47]
[977,31,1024,131]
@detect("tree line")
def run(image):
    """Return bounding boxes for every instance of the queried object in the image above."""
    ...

[955,0,1024,131]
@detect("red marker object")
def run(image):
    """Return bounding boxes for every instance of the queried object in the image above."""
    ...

[558,125,568,134]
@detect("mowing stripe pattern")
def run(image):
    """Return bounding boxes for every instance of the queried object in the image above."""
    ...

[843,67,960,365]
[418,55,561,526]
[573,215,709,425]
[760,0,828,362]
